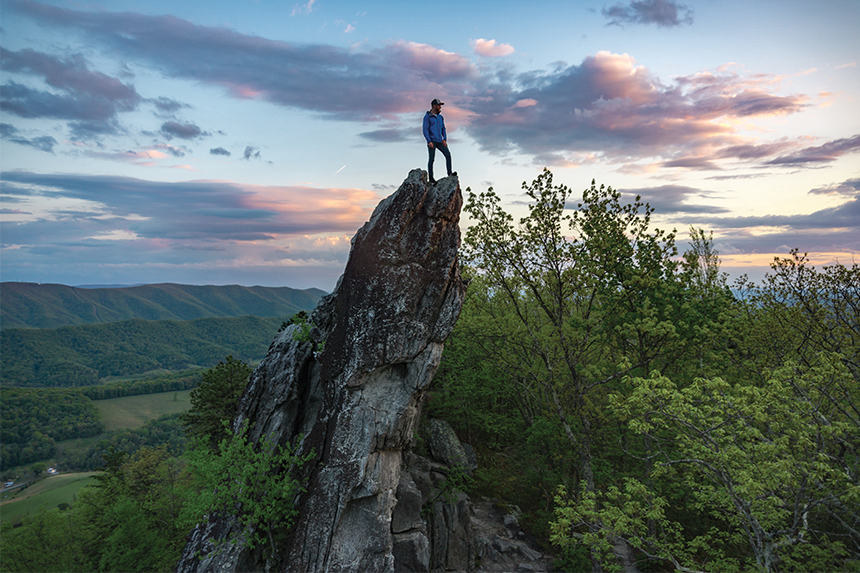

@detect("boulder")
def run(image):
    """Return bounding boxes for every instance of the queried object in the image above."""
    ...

[427,418,471,472]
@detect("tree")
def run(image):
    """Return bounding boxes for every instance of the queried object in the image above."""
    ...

[31,461,47,478]
[461,170,704,495]
[0,506,89,572]
[552,354,860,573]
[180,355,251,448]
[684,227,727,298]
[730,250,860,382]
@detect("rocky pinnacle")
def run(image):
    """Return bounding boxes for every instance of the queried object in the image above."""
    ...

[175,170,466,573]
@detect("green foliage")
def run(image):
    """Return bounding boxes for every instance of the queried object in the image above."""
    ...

[289,312,313,342]
[684,227,728,297]
[552,352,860,572]
[1,445,191,573]
[79,369,201,400]
[30,461,47,477]
[425,464,475,510]
[0,282,324,329]
[0,387,104,469]
[433,170,857,570]
[182,421,314,556]
[58,414,186,472]
[729,250,860,379]
[0,506,91,572]
[279,310,308,333]
[1,315,284,387]
[458,169,714,501]
[180,356,251,449]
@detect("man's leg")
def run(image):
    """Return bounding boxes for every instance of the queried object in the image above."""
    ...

[427,145,437,181]
[438,144,452,176]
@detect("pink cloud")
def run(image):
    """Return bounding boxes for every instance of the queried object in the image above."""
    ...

[471,39,515,58]
[465,51,811,167]
[384,41,477,82]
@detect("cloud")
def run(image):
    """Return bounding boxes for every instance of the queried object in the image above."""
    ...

[615,184,729,214]
[765,134,860,166]
[808,177,860,197]
[602,0,694,27]
[463,51,808,166]
[684,197,860,235]
[0,47,140,137]
[682,195,859,255]
[160,120,209,140]
[472,39,515,58]
[0,171,380,245]
[210,147,232,156]
[152,142,188,157]
[78,147,172,166]
[150,97,188,115]
[291,0,317,16]
[6,2,824,168]
[242,146,261,160]
[662,157,721,170]
[357,128,414,142]
[10,2,478,122]
[0,123,58,152]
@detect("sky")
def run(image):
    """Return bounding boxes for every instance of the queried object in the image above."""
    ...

[1,0,858,291]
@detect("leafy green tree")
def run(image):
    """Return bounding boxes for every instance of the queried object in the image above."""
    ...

[552,353,860,572]
[0,506,90,572]
[730,250,860,382]
[180,355,251,448]
[461,170,705,495]
[30,461,47,478]
[684,227,728,297]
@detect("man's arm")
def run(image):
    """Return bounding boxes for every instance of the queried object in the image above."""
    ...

[422,113,432,144]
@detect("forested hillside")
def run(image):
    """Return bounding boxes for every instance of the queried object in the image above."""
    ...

[1,316,285,387]
[0,282,325,329]
[0,388,104,469]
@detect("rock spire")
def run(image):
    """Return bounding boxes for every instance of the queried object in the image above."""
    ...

[176,170,466,572]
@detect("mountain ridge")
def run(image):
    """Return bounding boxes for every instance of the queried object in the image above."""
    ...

[1,315,288,387]
[0,282,326,329]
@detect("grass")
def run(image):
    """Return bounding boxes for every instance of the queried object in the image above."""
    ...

[0,472,97,524]
[94,389,193,431]
[0,389,193,522]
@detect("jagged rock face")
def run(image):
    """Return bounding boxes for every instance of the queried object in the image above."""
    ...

[176,170,466,573]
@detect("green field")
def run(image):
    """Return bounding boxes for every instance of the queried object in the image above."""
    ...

[94,389,193,431]
[0,472,97,524]
[1,391,193,522]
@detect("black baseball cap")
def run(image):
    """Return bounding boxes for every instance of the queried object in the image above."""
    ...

[431,98,445,106]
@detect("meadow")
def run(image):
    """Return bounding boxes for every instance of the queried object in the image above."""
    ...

[94,389,193,431]
[1,389,194,524]
[0,472,97,524]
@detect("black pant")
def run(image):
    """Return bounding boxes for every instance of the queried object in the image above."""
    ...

[428,143,452,180]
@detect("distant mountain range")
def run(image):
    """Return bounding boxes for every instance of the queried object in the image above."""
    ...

[0,283,327,329]
[1,315,288,387]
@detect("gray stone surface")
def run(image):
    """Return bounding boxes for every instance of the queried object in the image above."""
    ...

[175,171,465,573]
[427,418,471,472]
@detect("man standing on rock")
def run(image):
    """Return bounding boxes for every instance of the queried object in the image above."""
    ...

[423,98,455,184]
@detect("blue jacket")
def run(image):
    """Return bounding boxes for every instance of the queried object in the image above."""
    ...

[423,111,446,143]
